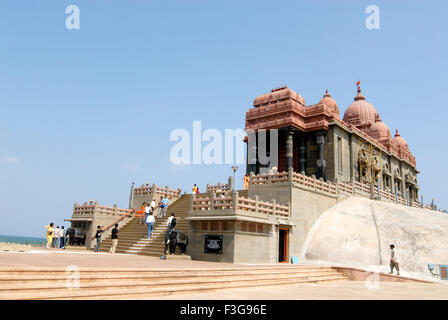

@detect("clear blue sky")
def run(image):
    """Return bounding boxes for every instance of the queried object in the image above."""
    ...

[1,0,447,237]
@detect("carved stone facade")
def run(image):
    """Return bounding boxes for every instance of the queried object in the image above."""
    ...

[245,86,419,204]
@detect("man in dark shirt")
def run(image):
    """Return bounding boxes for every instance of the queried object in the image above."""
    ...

[110,224,119,254]
[94,225,104,252]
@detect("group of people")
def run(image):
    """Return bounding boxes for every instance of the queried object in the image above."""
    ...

[44,224,69,249]
[93,224,119,253]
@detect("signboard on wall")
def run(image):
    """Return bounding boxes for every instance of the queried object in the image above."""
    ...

[204,235,223,254]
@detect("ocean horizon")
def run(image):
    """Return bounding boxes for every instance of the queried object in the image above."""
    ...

[0,234,46,245]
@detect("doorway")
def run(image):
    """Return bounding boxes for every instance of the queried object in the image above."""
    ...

[278,228,288,263]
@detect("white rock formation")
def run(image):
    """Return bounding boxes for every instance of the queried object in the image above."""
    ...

[302,197,448,275]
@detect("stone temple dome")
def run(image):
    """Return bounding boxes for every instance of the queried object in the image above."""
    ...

[319,89,340,119]
[369,116,391,141]
[343,87,379,129]
[393,129,409,149]
[253,85,306,107]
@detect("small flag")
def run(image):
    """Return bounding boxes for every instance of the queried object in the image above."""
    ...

[356,80,360,87]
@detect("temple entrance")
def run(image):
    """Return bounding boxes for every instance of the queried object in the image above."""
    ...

[278,228,288,263]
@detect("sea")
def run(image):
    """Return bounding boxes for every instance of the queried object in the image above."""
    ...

[0,235,46,245]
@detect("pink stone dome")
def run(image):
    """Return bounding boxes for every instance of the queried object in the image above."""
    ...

[253,85,306,107]
[393,129,409,148]
[343,87,379,129]
[369,117,391,141]
[319,89,340,119]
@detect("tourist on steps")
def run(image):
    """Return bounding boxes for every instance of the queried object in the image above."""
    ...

[156,196,163,218]
[110,224,119,254]
[94,225,104,252]
[161,195,169,217]
[44,223,54,249]
[144,202,152,223]
[167,213,177,232]
[146,213,155,239]
[192,184,198,194]
[389,244,400,275]
[150,198,156,217]
[138,203,146,224]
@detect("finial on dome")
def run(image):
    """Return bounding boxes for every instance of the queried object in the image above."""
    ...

[354,86,366,101]
[395,129,400,137]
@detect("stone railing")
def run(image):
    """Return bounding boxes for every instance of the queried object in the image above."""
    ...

[248,169,440,212]
[73,201,133,216]
[206,182,231,194]
[133,183,181,198]
[192,192,290,218]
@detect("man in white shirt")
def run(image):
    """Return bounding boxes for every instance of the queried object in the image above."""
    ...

[389,244,400,275]
[52,226,60,248]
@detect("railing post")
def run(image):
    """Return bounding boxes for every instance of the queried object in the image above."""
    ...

[288,167,293,183]
[272,199,277,216]
[113,203,118,215]
[254,195,259,213]
[287,202,291,217]
[210,193,215,210]
[94,201,98,215]
[250,172,255,185]
[190,194,196,211]
[232,190,239,211]
[206,184,210,193]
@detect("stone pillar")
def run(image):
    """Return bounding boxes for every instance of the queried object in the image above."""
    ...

[247,133,257,175]
[286,130,294,170]
[316,132,326,180]
[128,182,135,209]
[299,135,306,173]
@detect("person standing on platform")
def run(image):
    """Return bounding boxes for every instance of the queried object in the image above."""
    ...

[110,224,119,254]
[146,213,155,239]
[389,244,400,275]
[161,195,169,217]
[138,203,146,224]
[192,184,198,194]
[52,226,60,248]
[44,223,54,249]
[243,174,250,190]
[94,226,104,252]
[59,226,66,249]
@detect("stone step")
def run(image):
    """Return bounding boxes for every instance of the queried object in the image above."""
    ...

[0,274,347,299]
[0,272,344,292]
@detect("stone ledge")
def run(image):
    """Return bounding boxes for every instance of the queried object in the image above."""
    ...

[0,242,31,252]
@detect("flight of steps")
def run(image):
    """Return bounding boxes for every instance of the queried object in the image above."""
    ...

[99,194,191,257]
[0,265,348,300]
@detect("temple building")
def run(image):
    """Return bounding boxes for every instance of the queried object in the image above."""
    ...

[245,86,419,204]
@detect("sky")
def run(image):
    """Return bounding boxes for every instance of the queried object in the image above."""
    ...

[0,0,447,238]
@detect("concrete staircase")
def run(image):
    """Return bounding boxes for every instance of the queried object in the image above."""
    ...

[99,194,191,257]
[0,265,348,300]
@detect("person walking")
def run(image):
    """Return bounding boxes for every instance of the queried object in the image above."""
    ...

[59,226,66,249]
[110,224,119,254]
[146,213,155,239]
[144,202,152,223]
[138,203,146,224]
[44,223,54,249]
[161,195,169,217]
[150,198,156,217]
[156,196,163,218]
[389,244,400,275]
[167,213,177,232]
[94,226,104,252]
[52,226,60,248]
